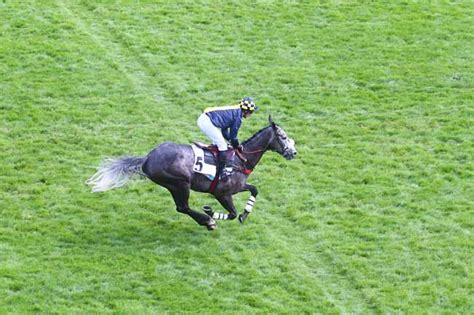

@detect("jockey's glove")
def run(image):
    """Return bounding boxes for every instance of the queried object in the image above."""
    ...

[231,138,240,149]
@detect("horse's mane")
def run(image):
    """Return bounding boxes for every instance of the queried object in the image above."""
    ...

[242,125,272,145]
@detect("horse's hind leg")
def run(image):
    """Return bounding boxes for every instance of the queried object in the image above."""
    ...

[167,184,216,230]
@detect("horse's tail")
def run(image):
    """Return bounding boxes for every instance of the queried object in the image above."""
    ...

[86,156,146,192]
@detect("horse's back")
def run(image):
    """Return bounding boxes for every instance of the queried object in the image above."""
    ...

[142,142,194,182]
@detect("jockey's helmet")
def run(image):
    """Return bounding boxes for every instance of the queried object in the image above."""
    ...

[239,97,258,112]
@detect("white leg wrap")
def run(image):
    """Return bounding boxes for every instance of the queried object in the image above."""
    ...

[244,196,256,213]
[213,212,228,220]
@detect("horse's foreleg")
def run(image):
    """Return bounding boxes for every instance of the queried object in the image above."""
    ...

[238,184,258,224]
[212,194,237,221]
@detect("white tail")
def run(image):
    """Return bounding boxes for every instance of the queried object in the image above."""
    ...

[86,156,145,192]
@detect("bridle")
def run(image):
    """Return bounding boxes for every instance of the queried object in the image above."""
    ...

[272,126,290,155]
[238,125,288,162]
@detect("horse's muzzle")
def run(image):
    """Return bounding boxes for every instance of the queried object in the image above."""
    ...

[283,149,297,160]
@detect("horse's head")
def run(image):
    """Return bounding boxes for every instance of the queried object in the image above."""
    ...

[268,115,297,160]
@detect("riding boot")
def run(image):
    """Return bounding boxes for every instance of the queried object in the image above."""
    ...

[218,150,233,178]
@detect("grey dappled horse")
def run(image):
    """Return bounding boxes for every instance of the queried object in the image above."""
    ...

[87,116,297,230]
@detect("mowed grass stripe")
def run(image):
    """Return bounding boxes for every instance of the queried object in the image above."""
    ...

[57,1,164,106]
[55,1,173,156]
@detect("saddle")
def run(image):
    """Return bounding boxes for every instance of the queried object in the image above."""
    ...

[193,142,229,152]
[192,142,247,163]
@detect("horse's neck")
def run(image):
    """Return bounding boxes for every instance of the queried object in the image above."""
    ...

[242,127,273,169]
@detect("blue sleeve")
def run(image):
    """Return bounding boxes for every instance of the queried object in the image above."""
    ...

[229,114,242,141]
[221,128,230,140]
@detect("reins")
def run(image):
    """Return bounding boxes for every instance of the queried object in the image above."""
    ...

[235,125,283,173]
[241,148,265,155]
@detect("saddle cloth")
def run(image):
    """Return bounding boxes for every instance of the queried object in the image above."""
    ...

[191,143,235,180]
[191,144,218,180]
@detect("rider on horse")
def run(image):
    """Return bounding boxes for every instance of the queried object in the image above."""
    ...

[197,97,258,178]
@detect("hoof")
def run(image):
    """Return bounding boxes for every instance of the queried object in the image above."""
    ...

[239,212,249,224]
[207,223,217,231]
[206,218,217,231]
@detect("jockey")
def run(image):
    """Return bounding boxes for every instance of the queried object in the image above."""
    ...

[197,97,258,178]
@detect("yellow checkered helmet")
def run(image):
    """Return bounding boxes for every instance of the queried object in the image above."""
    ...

[239,97,258,111]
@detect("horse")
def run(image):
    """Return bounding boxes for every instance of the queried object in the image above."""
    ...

[86,115,297,230]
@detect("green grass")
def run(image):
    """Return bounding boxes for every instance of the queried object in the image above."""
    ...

[1,1,473,313]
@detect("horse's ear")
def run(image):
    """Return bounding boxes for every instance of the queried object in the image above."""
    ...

[268,115,275,127]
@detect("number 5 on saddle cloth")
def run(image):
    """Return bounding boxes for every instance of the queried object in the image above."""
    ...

[191,143,234,181]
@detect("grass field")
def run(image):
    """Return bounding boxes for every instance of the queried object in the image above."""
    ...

[1,1,473,313]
